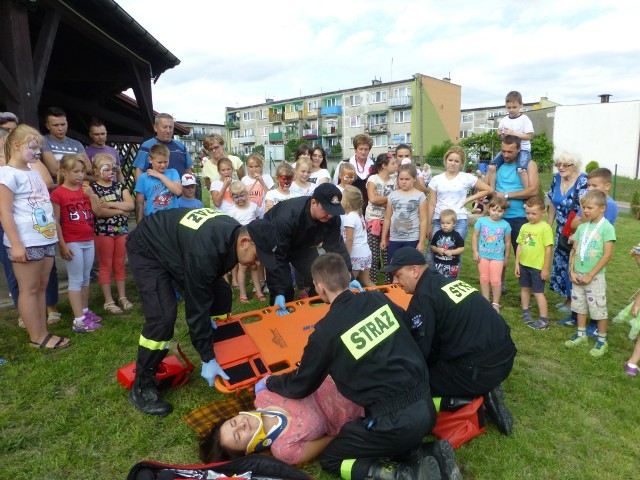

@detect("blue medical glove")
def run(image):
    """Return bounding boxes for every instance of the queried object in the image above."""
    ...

[255,375,271,395]
[210,319,218,330]
[201,359,230,387]
[274,295,289,316]
[349,279,364,292]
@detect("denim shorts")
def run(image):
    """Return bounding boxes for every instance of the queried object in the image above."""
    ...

[518,264,546,293]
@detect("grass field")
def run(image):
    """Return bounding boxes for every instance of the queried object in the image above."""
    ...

[1,213,640,479]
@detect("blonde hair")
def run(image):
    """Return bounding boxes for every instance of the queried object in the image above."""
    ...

[439,209,457,223]
[57,154,85,185]
[217,158,233,172]
[5,124,42,160]
[341,185,363,213]
[229,181,246,196]
[580,189,607,208]
[149,143,170,159]
[397,163,417,178]
[246,153,264,168]
[339,162,355,175]
[204,134,225,149]
[444,146,466,163]
[295,157,312,171]
[92,152,116,170]
[485,196,510,214]
[275,162,294,177]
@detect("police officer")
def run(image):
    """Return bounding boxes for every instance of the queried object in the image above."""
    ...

[257,253,461,480]
[264,183,361,315]
[126,208,279,415]
[382,248,517,435]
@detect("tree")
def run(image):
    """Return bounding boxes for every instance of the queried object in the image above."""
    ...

[285,137,307,162]
[425,139,453,160]
[531,132,554,173]
[459,131,501,163]
[252,145,265,156]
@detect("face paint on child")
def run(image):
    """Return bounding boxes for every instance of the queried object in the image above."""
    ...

[23,140,41,163]
[278,175,293,188]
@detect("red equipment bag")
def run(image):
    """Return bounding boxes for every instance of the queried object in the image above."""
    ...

[432,396,487,448]
[117,343,195,390]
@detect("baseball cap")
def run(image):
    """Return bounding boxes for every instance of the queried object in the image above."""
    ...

[380,247,427,273]
[246,219,280,269]
[311,183,344,216]
[181,174,197,186]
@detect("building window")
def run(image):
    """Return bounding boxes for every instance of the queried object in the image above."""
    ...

[394,110,411,123]
[243,128,253,136]
[371,135,388,147]
[370,91,387,103]
[308,100,319,111]
[261,126,269,136]
[350,95,362,107]
[258,109,267,120]
[461,113,474,123]
[243,111,255,121]
[231,130,240,139]
[393,86,411,97]
[369,113,387,127]
[391,133,411,145]
[273,125,282,133]
[349,116,361,127]
[325,97,341,107]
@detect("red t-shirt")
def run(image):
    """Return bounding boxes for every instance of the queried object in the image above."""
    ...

[50,185,95,242]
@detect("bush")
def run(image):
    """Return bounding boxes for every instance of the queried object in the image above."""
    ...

[631,191,640,217]
[585,161,599,173]
[425,139,453,160]
[531,132,554,172]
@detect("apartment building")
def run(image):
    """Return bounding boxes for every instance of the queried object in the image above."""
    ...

[176,121,226,156]
[225,73,460,162]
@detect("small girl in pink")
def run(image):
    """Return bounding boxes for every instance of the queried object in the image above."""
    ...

[241,153,274,218]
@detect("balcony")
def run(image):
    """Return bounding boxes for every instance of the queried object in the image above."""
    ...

[269,113,283,123]
[238,135,256,145]
[389,96,412,108]
[321,105,342,116]
[284,111,302,121]
[269,132,284,143]
[302,128,318,139]
[321,125,341,137]
[304,108,319,119]
[365,124,388,134]
[225,120,240,130]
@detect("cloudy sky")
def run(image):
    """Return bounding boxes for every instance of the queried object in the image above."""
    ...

[117,0,640,124]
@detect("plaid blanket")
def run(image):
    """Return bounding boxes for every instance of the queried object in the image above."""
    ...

[184,390,256,437]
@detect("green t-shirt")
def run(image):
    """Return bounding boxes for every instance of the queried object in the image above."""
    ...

[573,218,616,275]
[517,221,554,270]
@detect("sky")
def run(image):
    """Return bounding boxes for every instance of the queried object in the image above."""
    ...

[117,0,640,124]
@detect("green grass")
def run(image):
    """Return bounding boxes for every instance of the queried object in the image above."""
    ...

[1,214,640,479]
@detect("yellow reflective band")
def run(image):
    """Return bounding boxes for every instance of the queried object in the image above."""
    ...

[441,280,478,304]
[340,304,399,360]
[211,314,228,320]
[340,459,356,480]
[179,208,224,230]
[139,335,168,351]
[433,397,442,412]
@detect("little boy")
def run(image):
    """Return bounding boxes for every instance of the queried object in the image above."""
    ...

[564,190,616,358]
[515,197,554,330]
[488,91,534,186]
[134,143,182,222]
[430,209,465,278]
[336,162,356,192]
[176,173,204,209]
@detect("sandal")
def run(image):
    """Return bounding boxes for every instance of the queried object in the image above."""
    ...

[104,301,123,315]
[118,297,134,311]
[18,317,25,329]
[29,333,70,350]
[492,303,501,314]
[47,312,62,325]
[254,293,267,302]
[239,296,250,304]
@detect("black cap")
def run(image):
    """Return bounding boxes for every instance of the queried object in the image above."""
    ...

[246,219,279,269]
[380,247,427,273]
[312,183,344,216]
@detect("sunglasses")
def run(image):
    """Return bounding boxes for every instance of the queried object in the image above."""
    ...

[555,163,574,168]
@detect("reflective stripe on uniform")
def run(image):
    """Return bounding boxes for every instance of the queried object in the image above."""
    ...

[139,335,168,351]
[340,459,356,480]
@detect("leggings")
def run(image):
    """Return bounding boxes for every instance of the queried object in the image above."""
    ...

[65,240,95,291]
[478,258,504,286]
[94,234,127,284]
[367,231,389,284]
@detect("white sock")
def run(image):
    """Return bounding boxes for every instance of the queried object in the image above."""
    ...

[74,316,86,324]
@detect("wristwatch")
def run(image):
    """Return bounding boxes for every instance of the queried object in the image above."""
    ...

[504,193,510,199]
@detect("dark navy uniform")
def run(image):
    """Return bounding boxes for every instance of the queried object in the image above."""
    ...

[264,196,351,303]
[404,269,516,397]
[267,290,435,480]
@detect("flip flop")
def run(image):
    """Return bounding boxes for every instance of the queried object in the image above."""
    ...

[29,333,71,350]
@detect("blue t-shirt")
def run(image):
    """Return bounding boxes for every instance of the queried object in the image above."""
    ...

[495,163,525,219]
[474,216,512,260]
[134,168,180,216]
[577,196,618,225]
[176,197,204,209]
[132,138,193,178]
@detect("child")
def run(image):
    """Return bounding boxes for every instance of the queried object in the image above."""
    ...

[0,125,69,349]
[365,153,398,283]
[340,186,374,287]
[472,197,512,313]
[264,162,295,212]
[336,162,356,192]
[210,158,235,213]
[290,157,316,197]
[51,154,107,332]
[241,153,274,217]
[176,173,204,209]
[228,181,265,303]
[488,91,534,186]
[514,197,554,330]
[613,243,640,376]
[430,209,465,279]
[90,153,135,314]
[134,143,182,222]
[381,163,427,262]
[564,190,616,358]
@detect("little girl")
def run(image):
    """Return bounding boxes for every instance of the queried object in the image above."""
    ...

[290,157,316,197]
[51,154,107,332]
[472,197,512,313]
[228,181,265,303]
[0,125,69,349]
[210,158,235,213]
[241,153,274,217]
[90,153,135,314]
[341,186,373,287]
[613,243,640,376]
[264,162,295,212]
[365,153,398,283]
[336,163,356,192]
[381,163,427,262]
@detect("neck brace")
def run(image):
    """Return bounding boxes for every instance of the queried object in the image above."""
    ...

[241,410,288,454]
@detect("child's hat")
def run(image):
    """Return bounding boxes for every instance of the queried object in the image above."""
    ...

[181,174,197,186]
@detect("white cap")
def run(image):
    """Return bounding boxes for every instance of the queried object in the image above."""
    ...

[181,174,197,186]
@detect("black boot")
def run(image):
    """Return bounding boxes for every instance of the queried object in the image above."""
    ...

[483,383,513,435]
[420,440,462,480]
[438,396,477,412]
[365,459,440,480]
[128,367,173,416]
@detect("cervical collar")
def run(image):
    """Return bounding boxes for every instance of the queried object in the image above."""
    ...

[241,410,288,454]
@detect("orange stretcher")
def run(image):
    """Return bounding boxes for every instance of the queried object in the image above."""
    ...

[213,284,412,393]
